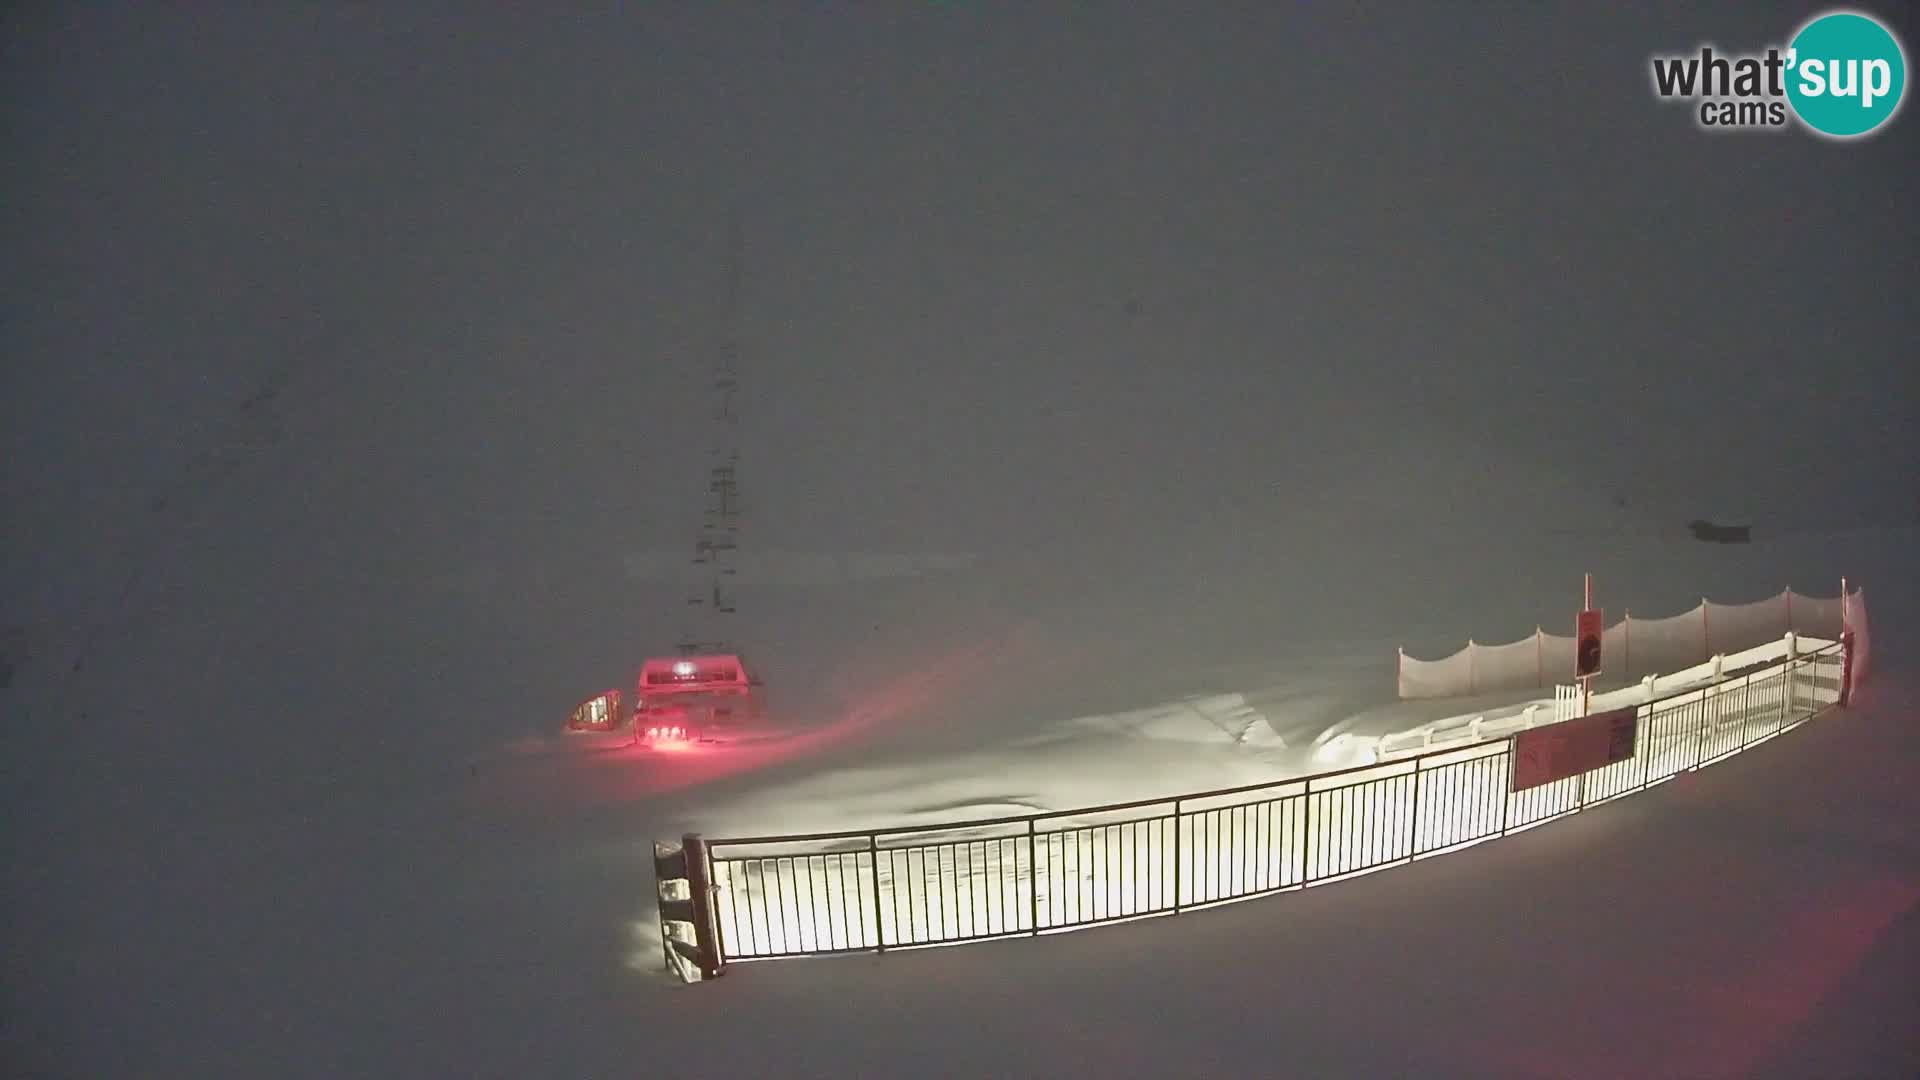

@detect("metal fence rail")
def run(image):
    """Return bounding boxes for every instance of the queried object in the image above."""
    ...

[692,642,1845,965]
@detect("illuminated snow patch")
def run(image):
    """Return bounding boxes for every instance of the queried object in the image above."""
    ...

[695,651,1841,960]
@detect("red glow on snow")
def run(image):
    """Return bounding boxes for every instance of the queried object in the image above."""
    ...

[489,626,1053,806]
[799,622,1056,749]
[1481,869,1920,1078]
[1679,874,1920,1074]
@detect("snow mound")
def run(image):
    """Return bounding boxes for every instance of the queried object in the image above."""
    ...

[1052,692,1284,748]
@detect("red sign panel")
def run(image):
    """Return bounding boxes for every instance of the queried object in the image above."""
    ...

[1575,608,1604,679]
[1511,706,1638,792]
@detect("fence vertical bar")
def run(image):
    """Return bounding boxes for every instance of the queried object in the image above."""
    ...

[932,844,946,941]
[1406,764,1421,858]
[868,835,885,952]
[1172,799,1183,912]
[1766,667,1780,740]
[1499,741,1513,835]
[1026,818,1039,935]
[1695,686,1713,770]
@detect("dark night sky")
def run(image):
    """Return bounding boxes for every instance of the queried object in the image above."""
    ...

[3,3,1916,761]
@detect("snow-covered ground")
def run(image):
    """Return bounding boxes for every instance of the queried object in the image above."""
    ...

[675,673,1920,1080]
[5,519,1913,1077]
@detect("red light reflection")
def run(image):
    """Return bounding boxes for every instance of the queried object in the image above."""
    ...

[489,622,1063,807]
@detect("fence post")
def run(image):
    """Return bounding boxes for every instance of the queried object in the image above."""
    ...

[655,837,722,980]
[869,834,887,951]
[684,834,724,979]
[1701,599,1711,663]
[1172,799,1183,912]
[1026,819,1039,935]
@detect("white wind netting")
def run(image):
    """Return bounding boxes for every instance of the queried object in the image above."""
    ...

[1472,633,1546,694]
[1398,588,1864,700]
[1395,646,1473,700]
[1790,589,1845,640]
[1704,593,1789,656]
[1623,607,1708,680]
[1599,619,1628,676]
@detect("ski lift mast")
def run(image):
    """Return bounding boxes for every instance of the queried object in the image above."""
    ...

[679,214,745,655]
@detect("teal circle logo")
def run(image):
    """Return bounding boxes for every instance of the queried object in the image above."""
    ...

[1786,11,1907,138]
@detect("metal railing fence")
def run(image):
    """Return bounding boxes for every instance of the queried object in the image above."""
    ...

[684,641,1844,965]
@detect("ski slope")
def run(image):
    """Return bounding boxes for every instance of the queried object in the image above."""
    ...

[1,274,1908,1070]
[3,333,1909,1074]
[6,520,1912,1076]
